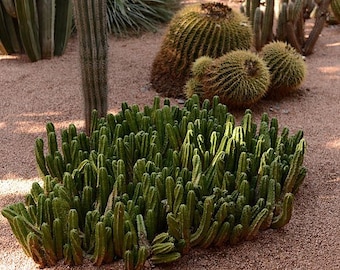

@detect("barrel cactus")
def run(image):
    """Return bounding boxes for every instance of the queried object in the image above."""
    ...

[331,0,340,22]
[186,50,270,108]
[150,2,253,98]
[261,41,306,98]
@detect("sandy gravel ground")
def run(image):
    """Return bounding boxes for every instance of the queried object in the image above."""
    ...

[0,8,340,270]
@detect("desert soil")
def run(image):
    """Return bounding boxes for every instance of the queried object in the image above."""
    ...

[0,5,340,270]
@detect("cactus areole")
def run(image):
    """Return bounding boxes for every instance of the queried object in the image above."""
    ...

[151,2,252,98]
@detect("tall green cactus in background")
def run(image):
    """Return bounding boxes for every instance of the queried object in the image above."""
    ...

[15,0,41,61]
[331,0,340,21]
[54,0,73,56]
[2,95,307,268]
[0,1,22,54]
[151,2,253,98]
[73,0,108,135]
[37,0,55,59]
[0,0,73,61]
[242,0,332,55]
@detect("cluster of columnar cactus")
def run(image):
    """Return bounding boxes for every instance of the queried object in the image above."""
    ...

[150,2,252,98]
[2,95,307,268]
[242,0,332,55]
[0,0,73,61]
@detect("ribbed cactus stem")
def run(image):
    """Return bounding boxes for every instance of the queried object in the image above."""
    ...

[54,0,73,56]
[254,7,263,51]
[14,0,41,61]
[0,2,22,54]
[73,0,108,134]
[37,0,55,59]
[261,0,274,46]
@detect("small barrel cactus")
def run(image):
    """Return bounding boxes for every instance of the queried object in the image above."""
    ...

[186,50,270,108]
[331,0,340,22]
[151,2,253,98]
[261,41,306,97]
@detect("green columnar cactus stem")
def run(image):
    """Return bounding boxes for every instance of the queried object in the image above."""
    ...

[151,3,252,98]
[97,167,110,213]
[41,223,57,266]
[276,2,288,42]
[261,0,274,46]
[69,229,83,265]
[246,207,269,240]
[0,3,22,54]
[36,0,55,59]
[14,0,41,61]
[271,193,294,228]
[135,245,148,269]
[282,139,306,194]
[190,197,214,247]
[92,221,106,266]
[286,1,303,53]
[54,0,73,56]
[104,227,114,263]
[200,221,220,248]
[73,0,108,134]
[229,223,243,245]
[124,250,134,270]
[53,218,64,260]
[27,232,46,267]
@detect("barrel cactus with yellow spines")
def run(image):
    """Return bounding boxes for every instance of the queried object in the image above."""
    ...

[186,50,271,108]
[151,2,253,98]
[184,56,213,98]
[261,41,306,98]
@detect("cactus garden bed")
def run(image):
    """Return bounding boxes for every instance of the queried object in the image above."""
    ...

[0,7,340,270]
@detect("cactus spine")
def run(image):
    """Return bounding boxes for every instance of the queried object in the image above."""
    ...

[73,0,108,134]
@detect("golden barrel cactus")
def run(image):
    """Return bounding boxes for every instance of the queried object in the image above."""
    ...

[151,2,253,98]
[261,41,306,97]
[186,50,271,108]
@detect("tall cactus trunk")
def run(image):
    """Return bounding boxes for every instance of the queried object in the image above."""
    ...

[73,0,108,135]
[14,0,41,62]
[54,0,73,56]
[303,0,331,55]
[37,0,55,59]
